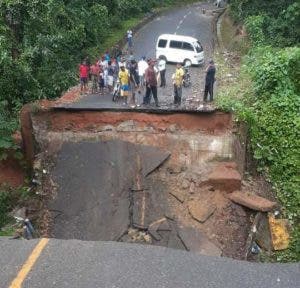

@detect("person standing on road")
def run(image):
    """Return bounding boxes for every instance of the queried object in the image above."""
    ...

[172,63,184,106]
[127,30,133,50]
[118,64,130,105]
[128,60,140,106]
[138,56,148,90]
[203,59,216,102]
[79,60,89,94]
[90,62,100,94]
[143,60,159,107]
[158,57,167,88]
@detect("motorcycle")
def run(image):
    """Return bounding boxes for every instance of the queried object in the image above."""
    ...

[182,65,191,88]
[112,80,121,102]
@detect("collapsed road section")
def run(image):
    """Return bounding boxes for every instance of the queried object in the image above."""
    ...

[21,105,257,259]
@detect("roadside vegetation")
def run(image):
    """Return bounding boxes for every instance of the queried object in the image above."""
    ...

[216,0,300,262]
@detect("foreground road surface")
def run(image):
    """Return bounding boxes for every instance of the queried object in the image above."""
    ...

[1,238,299,288]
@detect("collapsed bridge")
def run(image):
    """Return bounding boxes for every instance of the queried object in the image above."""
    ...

[21,103,251,259]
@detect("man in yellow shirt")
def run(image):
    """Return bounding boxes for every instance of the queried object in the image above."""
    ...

[118,64,130,105]
[172,63,184,106]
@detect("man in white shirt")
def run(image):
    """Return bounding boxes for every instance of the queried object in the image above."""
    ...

[127,30,133,49]
[138,56,148,90]
[158,57,166,87]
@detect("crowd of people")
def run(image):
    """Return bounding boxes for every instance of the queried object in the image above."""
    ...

[79,44,216,107]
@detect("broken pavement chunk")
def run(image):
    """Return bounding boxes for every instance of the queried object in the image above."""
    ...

[148,218,167,241]
[169,190,185,203]
[269,215,290,251]
[177,226,222,256]
[188,200,216,223]
[207,162,241,192]
[228,191,277,212]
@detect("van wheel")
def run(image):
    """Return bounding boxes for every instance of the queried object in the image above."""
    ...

[184,59,192,67]
[159,55,167,62]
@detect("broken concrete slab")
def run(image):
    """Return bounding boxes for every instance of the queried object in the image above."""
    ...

[132,177,169,229]
[139,146,170,177]
[188,200,216,223]
[228,191,277,212]
[177,226,222,256]
[148,218,168,241]
[49,140,170,241]
[169,190,185,203]
[254,213,272,251]
[207,162,241,193]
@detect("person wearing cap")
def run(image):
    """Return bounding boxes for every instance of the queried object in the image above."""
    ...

[118,64,130,105]
[172,63,184,106]
[144,59,159,107]
[138,56,148,90]
[203,59,216,102]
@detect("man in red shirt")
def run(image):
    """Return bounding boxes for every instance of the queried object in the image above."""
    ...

[143,59,159,107]
[79,60,89,94]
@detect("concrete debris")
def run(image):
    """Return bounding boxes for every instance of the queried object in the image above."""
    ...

[269,215,290,251]
[253,213,272,251]
[148,218,168,241]
[169,190,185,203]
[11,207,26,221]
[188,200,216,223]
[207,162,241,193]
[189,182,196,194]
[116,120,135,131]
[181,179,190,189]
[99,125,115,132]
[127,228,152,243]
[177,226,222,256]
[228,191,277,212]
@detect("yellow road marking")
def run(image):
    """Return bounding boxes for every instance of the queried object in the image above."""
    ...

[9,238,49,288]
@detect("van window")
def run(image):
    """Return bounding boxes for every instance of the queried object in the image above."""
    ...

[158,39,167,48]
[194,41,203,53]
[169,41,182,49]
[182,42,194,51]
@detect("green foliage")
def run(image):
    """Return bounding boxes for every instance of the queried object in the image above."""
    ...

[0,190,14,228]
[217,46,300,262]
[229,0,300,47]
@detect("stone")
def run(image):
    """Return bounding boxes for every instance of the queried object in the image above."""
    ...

[181,179,190,189]
[11,207,26,220]
[99,125,115,132]
[148,218,167,241]
[188,200,216,223]
[228,191,277,212]
[207,162,241,193]
[189,182,196,194]
[254,213,272,251]
[116,120,135,131]
[177,226,222,256]
[169,190,185,203]
[168,124,178,133]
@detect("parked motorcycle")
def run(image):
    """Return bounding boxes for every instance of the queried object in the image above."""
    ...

[183,65,191,88]
[112,80,121,102]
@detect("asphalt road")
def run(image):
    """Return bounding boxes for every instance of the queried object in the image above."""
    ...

[59,1,217,110]
[1,238,299,288]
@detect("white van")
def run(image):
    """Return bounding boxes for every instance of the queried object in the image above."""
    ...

[155,34,204,66]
